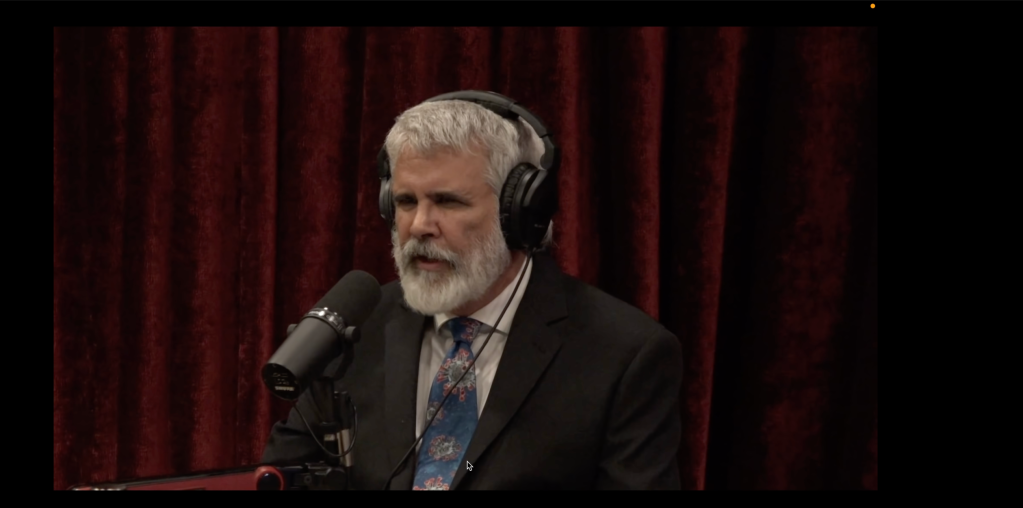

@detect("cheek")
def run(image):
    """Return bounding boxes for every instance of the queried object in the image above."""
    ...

[396,212,414,236]
[392,219,410,247]
[449,215,492,251]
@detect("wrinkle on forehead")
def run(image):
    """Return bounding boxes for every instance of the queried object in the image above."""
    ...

[392,148,492,199]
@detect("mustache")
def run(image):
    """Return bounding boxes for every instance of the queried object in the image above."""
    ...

[399,238,460,267]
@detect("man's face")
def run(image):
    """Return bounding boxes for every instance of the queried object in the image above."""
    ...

[390,147,511,315]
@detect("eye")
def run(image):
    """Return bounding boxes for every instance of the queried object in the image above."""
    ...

[395,195,416,208]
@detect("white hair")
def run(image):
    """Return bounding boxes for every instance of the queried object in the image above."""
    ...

[384,99,554,249]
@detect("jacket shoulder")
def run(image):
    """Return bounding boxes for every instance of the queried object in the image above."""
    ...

[559,274,674,347]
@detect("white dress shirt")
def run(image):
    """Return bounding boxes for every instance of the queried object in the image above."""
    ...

[415,258,533,445]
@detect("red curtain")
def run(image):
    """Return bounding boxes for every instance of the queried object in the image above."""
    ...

[53,27,877,490]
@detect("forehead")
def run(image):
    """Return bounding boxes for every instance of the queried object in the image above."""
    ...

[391,148,489,190]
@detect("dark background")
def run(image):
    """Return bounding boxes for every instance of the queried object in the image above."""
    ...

[53,27,877,490]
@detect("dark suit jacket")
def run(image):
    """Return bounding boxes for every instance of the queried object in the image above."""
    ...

[261,254,684,490]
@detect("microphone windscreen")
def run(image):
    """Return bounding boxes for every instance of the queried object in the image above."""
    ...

[315,270,382,326]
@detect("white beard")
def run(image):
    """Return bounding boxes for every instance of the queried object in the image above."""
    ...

[392,216,511,316]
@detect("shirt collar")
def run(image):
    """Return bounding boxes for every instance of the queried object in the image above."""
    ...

[433,257,533,336]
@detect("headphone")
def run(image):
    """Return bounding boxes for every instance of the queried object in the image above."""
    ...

[377,90,561,251]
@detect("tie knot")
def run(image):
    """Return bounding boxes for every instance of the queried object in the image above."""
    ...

[447,317,481,345]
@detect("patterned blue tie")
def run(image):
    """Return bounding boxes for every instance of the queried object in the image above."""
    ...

[412,317,481,490]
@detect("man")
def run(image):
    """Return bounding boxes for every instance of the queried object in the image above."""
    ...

[262,92,684,490]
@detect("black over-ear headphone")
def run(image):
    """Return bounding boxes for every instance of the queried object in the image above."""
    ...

[377,90,560,251]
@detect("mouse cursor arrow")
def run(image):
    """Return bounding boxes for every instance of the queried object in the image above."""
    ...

[466,461,474,471]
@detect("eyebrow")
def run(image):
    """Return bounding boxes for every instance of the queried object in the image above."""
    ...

[394,190,471,203]
[429,190,471,202]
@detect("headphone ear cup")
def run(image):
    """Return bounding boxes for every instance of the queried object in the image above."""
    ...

[378,178,395,224]
[518,169,557,249]
[377,145,396,224]
[499,164,532,250]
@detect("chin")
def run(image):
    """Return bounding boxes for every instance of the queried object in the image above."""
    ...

[400,271,486,316]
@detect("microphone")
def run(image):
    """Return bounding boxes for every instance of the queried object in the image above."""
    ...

[262,270,382,401]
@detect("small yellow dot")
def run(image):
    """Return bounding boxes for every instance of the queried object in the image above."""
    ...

[871,3,875,7]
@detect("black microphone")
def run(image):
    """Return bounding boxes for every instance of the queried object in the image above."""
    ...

[262,270,382,401]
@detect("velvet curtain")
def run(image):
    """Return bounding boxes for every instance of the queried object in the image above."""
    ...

[53,27,877,490]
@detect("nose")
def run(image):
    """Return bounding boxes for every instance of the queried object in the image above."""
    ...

[409,202,439,240]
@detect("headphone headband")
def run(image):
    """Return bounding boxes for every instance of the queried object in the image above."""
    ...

[420,91,560,177]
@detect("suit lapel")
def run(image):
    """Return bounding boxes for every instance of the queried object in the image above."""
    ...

[451,254,568,489]
[383,300,426,490]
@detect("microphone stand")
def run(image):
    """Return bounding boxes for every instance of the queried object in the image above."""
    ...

[276,323,360,490]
